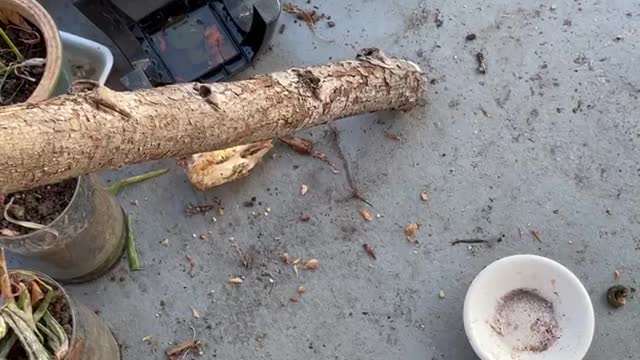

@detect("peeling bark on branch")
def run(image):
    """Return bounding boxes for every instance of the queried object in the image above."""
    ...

[0,49,424,193]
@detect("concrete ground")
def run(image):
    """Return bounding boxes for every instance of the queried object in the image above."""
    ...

[21,0,640,358]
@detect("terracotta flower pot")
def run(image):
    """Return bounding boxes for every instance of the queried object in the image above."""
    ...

[1,0,65,102]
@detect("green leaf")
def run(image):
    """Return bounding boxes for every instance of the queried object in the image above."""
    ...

[2,307,50,360]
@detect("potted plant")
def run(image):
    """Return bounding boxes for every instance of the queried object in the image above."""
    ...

[0,249,120,359]
[0,0,125,282]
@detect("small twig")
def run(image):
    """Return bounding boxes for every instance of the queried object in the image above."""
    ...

[0,27,23,62]
[329,124,374,207]
[125,214,141,271]
[108,168,169,195]
[451,239,489,246]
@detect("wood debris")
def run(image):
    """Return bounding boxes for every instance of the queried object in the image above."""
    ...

[405,223,419,242]
[304,259,319,270]
[227,277,243,284]
[420,191,429,201]
[359,207,373,222]
[300,184,309,196]
[363,243,376,260]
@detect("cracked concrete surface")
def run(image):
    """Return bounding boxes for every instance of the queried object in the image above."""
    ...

[13,0,640,358]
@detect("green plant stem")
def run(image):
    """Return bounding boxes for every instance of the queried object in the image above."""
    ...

[108,168,169,195]
[125,214,141,271]
[0,28,23,62]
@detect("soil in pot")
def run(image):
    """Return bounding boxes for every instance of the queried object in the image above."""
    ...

[0,178,78,236]
[0,17,47,105]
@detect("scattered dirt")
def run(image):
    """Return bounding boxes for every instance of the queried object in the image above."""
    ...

[0,20,46,106]
[476,51,487,74]
[491,288,560,353]
[0,178,77,235]
[607,285,630,308]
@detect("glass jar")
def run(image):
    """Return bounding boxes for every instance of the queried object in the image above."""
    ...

[12,270,121,360]
[0,176,126,283]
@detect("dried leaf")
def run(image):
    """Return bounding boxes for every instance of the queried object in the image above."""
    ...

[0,228,18,236]
[190,307,200,319]
[359,208,373,222]
[384,132,401,141]
[304,259,319,270]
[3,198,58,236]
[166,339,202,360]
[30,282,44,306]
[297,286,306,294]
[0,9,32,30]
[420,192,429,201]
[226,277,243,284]
[363,243,376,260]
[300,184,309,196]
[405,223,419,242]
[280,135,313,155]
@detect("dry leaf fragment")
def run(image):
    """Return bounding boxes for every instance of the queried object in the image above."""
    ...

[289,296,300,303]
[420,192,429,201]
[297,286,306,294]
[614,270,621,281]
[405,223,419,242]
[300,184,309,196]
[166,339,203,360]
[0,9,32,30]
[30,281,44,305]
[531,229,543,243]
[363,243,376,260]
[359,208,373,222]
[384,131,401,141]
[304,259,319,270]
[280,135,339,172]
[227,277,243,284]
[191,307,200,319]
[280,135,313,154]
[0,228,18,236]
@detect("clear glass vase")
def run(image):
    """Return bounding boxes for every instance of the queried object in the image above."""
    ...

[12,270,121,360]
[0,176,126,283]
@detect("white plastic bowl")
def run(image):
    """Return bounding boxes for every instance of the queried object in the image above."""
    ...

[464,255,594,360]
[60,31,113,86]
